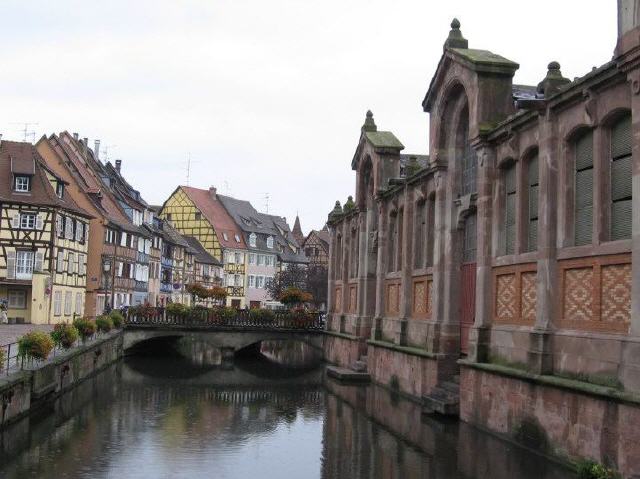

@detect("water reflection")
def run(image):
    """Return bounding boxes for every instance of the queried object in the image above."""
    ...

[0,349,576,479]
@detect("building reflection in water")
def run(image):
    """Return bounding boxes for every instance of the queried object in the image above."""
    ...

[0,350,576,479]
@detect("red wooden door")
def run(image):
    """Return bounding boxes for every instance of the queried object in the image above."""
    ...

[460,214,477,355]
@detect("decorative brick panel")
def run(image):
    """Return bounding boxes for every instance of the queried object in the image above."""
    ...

[411,275,433,319]
[558,254,630,333]
[385,280,400,316]
[520,272,537,322]
[348,284,357,314]
[492,264,536,326]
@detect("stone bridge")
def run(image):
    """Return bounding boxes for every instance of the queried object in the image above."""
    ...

[123,311,326,354]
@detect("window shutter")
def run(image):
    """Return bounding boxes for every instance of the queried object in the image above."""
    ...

[57,250,64,273]
[6,251,16,279]
[67,253,74,274]
[611,116,633,241]
[11,214,19,229]
[34,252,43,272]
[575,132,594,246]
[36,215,43,230]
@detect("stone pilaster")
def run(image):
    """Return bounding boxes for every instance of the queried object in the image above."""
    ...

[629,69,640,336]
[468,145,496,363]
[326,224,336,328]
[372,200,387,339]
[529,111,558,374]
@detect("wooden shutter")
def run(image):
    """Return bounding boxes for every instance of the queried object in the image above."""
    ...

[528,156,539,252]
[34,252,43,272]
[36,215,43,230]
[504,164,517,255]
[575,132,594,246]
[611,115,632,240]
[6,251,16,279]
[11,214,19,229]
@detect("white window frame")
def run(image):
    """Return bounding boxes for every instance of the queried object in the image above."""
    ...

[54,291,62,316]
[249,233,257,247]
[56,250,64,273]
[267,236,274,249]
[15,251,34,280]
[8,290,26,309]
[75,292,83,315]
[235,274,243,287]
[235,252,244,264]
[20,213,36,230]
[15,176,30,192]
[257,254,265,266]
[256,276,264,289]
[248,275,255,288]
[249,253,256,265]
[67,252,75,274]
[64,291,72,315]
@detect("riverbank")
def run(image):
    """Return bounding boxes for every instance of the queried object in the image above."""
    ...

[0,330,123,428]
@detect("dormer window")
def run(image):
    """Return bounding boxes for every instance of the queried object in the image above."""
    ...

[56,182,64,199]
[234,234,240,242]
[14,175,30,192]
[222,232,228,241]
[266,236,274,249]
[249,233,257,247]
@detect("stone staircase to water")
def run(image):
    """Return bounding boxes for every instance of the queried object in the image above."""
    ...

[422,375,460,416]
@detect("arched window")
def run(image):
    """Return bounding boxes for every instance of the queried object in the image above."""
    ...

[610,115,632,240]
[426,195,436,267]
[388,212,397,272]
[459,105,476,196]
[350,227,358,278]
[503,161,517,255]
[414,200,426,269]
[574,131,594,246]
[526,154,539,252]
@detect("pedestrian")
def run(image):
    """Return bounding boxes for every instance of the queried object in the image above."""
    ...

[0,301,7,325]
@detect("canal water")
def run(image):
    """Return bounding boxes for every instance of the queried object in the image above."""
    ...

[0,340,576,479]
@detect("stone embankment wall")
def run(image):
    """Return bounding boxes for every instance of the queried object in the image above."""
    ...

[0,331,123,428]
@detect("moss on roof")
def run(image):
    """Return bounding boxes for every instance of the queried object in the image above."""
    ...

[364,131,404,150]
[450,48,518,68]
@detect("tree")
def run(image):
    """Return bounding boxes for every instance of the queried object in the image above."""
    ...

[265,264,308,302]
[307,266,328,310]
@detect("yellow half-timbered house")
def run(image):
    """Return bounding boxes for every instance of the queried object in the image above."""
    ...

[0,141,91,324]
[160,186,247,307]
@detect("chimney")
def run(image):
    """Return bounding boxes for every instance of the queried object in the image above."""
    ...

[73,132,79,141]
[616,0,640,56]
[115,159,122,173]
[82,137,88,157]
[209,186,217,199]
[94,139,101,160]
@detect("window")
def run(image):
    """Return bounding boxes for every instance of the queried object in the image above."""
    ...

[226,275,234,286]
[414,200,426,269]
[235,253,243,264]
[15,251,34,279]
[14,175,30,192]
[56,182,64,199]
[350,227,358,278]
[462,214,477,263]
[249,253,256,265]
[235,274,242,287]
[256,276,264,288]
[503,162,517,255]
[203,265,210,277]
[426,197,435,267]
[54,291,62,316]
[20,213,36,230]
[223,232,228,241]
[56,216,64,238]
[76,222,84,242]
[79,254,86,275]
[105,229,116,244]
[117,261,124,277]
[56,250,64,273]
[75,292,83,315]
[257,254,265,266]
[64,291,72,315]
[387,215,396,272]
[68,253,75,274]
[234,234,241,243]
[266,236,274,249]
[610,115,632,240]
[65,217,74,239]
[527,155,539,252]
[120,232,128,247]
[249,233,257,247]
[8,290,26,309]
[574,131,594,246]
[248,275,255,288]
[459,107,476,196]
[195,212,201,221]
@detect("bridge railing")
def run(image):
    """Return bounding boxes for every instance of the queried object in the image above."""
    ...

[125,308,326,330]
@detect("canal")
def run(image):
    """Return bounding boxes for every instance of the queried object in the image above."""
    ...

[0,340,576,479]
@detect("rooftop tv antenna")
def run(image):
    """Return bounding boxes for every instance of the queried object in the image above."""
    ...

[223,181,231,195]
[185,152,200,185]
[102,145,117,163]
[10,122,38,142]
[262,193,270,213]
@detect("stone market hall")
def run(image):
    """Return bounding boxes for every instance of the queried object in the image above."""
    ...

[325,2,640,476]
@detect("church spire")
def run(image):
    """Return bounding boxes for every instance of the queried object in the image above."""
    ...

[292,214,305,246]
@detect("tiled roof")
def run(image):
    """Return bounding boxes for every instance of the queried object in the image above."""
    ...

[306,229,329,249]
[261,213,308,264]
[0,140,91,217]
[183,236,222,266]
[217,194,280,253]
[180,186,247,250]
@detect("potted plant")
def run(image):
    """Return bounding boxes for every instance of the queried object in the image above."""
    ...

[95,315,114,333]
[73,317,97,341]
[18,331,54,362]
[50,323,80,349]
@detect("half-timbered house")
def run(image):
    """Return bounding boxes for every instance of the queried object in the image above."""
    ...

[0,140,91,324]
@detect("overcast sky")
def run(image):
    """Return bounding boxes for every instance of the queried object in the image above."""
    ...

[0,1,617,233]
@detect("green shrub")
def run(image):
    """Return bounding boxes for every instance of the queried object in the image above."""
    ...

[212,306,236,324]
[73,317,97,340]
[0,348,6,371]
[109,310,124,328]
[18,331,54,361]
[166,303,187,317]
[577,460,621,479]
[50,323,79,349]
[188,305,210,320]
[249,308,275,323]
[95,316,114,333]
